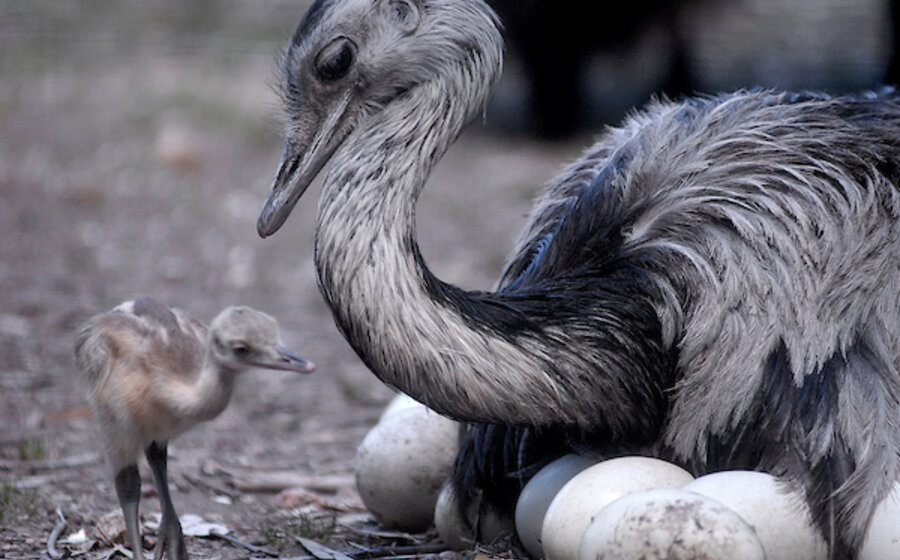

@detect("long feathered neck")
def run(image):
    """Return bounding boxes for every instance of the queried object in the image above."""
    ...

[159,345,238,422]
[314,51,669,436]
[316,59,556,420]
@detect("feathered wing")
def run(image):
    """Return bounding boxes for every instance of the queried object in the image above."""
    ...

[497,135,623,290]
[74,316,113,388]
[472,89,900,553]
[73,299,210,459]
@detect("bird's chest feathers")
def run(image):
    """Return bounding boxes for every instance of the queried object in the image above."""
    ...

[118,365,230,442]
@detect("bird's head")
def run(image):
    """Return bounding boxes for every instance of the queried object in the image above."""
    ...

[209,306,316,374]
[257,0,503,237]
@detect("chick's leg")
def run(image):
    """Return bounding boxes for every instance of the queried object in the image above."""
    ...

[145,441,187,560]
[114,464,145,560]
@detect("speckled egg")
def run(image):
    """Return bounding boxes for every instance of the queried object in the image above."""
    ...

[355,405,459,531]
[578,488,766,560]
[541,456,694,560]
[684,470,828,560]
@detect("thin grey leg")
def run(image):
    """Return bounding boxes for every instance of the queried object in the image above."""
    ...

[145,441,187,560]
[114,464,145,560]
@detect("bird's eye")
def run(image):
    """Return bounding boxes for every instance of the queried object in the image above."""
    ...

[315,37,356,81]
[231,343,252,358]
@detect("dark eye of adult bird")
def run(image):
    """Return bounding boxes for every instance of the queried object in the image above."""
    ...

[315,37,355,81]
[259,0,900,557]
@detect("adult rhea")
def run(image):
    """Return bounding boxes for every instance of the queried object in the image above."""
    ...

[258,0,900,556]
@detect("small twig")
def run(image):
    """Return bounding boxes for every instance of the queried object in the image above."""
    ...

[209,529,278,557]
[348,528,421,541]
[347,543,449,559]
[46,508,68,560]
[296,536,355,560]
[94,523,134,559]
[111,544,134,559]
[181,471,240,500]
[95,524,114,547]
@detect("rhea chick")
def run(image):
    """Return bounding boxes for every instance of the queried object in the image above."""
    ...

[74,297,315,560]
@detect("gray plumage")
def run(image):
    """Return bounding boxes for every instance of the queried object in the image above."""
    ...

[258,0,900,556]
[74,297,314,560]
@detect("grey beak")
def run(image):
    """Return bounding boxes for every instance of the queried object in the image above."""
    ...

[257,139,320,238]
[257,92,355,238]
[259,345,316,374]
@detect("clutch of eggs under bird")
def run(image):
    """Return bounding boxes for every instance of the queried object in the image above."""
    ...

[356,394,900,560]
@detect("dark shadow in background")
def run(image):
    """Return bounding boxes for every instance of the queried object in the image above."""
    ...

[488,0,899,139]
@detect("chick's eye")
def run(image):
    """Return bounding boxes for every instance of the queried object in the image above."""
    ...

[315,37,356,81]
[231,344,251,358]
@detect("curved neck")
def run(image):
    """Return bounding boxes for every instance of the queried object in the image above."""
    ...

[314,68,669,434]
[159,348,238,422]
[316,73,557,425]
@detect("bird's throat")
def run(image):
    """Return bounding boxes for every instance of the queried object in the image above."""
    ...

[311,78,573,426]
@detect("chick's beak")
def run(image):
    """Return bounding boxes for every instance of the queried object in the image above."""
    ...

[257,345,316,374]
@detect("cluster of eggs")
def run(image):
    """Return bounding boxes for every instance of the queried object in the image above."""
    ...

[526,457,821,560]
[355,394,900,559]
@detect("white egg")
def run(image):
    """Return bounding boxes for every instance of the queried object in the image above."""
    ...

[378,393,426,423]
[515,454,599,558]
[684,470,828,560]
[578,488,766,560]
[860,480,900,560]
[434,479,514,550]
[541,456,694,560]
[355,406,459,532]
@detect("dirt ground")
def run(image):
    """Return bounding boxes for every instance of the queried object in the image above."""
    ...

[0,2,578,558]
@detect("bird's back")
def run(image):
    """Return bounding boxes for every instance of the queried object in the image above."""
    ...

[75,297,206,386]
[502,89,900,292]
[482,89,900,553]
[498,86,900,468]
[75,298,210,463]
[500,89,900,369]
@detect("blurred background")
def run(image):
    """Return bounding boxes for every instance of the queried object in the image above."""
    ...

[0,0,895,556]
[490,0,894,137]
